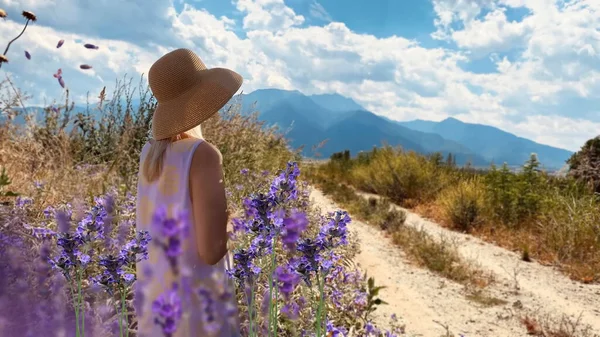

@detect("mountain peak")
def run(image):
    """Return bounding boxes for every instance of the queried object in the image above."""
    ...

[309,93,365,112]
[441,117,462,123]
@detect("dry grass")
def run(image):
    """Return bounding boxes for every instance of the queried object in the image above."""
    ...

[307,171,493,289]
[464,289,508,308]
[521,313,600,337]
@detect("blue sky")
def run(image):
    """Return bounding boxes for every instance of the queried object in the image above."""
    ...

[0,0,599,151]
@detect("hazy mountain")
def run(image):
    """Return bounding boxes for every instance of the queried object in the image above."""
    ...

[242,89,347,128]
[243,89,488,164]
[398,117,573,169]
[308,93,365,112]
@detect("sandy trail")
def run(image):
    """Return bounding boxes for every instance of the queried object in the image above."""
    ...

[309,188,600,337]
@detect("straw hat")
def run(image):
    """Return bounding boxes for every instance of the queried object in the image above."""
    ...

[148,48,243,140]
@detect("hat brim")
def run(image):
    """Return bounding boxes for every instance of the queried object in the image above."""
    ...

[152,67,243,140]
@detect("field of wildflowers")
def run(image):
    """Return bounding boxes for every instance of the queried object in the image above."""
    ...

[0,9,405,336]
[0,97,406,337]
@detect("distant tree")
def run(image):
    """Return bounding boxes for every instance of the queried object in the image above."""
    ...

[567,136,600,193]
[515,153,544,220]
[485,162,517,225]
[356,151,371,165]
[343,149,350,162]
[430,152,443,167]
[446,153,455,167]
[330,151,342,161]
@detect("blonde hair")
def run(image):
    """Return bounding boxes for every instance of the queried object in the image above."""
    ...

[143,124,203,182]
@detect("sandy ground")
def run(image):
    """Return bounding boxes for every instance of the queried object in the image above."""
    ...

[309,188,600,337]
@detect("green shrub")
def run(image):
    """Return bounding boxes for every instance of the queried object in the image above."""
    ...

[438,177,486,232]
[350,146,451,204]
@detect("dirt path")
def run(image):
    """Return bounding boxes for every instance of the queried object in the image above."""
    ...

[309,188,600,337]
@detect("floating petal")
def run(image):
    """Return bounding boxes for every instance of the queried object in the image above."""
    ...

[57,39,64,48]
[84,44,99,50]
[24,51,31,60]
[79,64,92,70]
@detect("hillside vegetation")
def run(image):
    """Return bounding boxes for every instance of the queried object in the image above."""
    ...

[306,146,600,283]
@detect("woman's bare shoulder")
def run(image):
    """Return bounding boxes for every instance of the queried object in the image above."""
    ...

[191,141,223,169]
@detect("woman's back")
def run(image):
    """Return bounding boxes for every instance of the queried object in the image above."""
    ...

[135,138,240,337]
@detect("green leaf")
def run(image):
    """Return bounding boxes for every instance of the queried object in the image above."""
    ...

[367,277,374,289]
[370,286,386,295]
[3,191,19,197]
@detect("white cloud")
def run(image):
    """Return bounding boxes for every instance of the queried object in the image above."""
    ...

[309,0,332,22]
[450,8,533,56]
[0,0,599,151]
[235,0,304,31]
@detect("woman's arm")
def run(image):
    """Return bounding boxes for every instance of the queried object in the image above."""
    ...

[189,142,229,265]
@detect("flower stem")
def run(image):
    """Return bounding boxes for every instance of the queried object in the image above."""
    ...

[77,270,85,337]
[121,287,129,337]
[247,281,256,337]
[113,295,123,337]
[315,273,326,337]
[0,19,30,70]
[273,284,279,337]
[268,237,277,336]
[321,272,329,334]
[68,279,81,337]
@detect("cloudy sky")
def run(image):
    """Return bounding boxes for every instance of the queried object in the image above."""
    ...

[0,0,599,151]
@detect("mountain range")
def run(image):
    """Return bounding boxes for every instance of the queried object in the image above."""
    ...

[241,89,574,169]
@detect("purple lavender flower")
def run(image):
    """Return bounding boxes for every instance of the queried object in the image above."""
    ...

[240,168,249,175]
[274,265,301,300]
[15,196,33,209]
[326,320,347,336]
[43,205,55,218]
[281,209,308,250]
[227,248,261,284]
[197,286,220,333]
[280,302,300,320]
[289,257,316,287]
[94,230,150,294]
[365,322,379,335]
[24,223,56,239]
[152,285,183,335]
[152,207,188,274]
[318,211,350,249]
[268,162,300,202]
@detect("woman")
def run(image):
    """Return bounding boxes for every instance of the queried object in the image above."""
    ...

[135,48,243,337]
